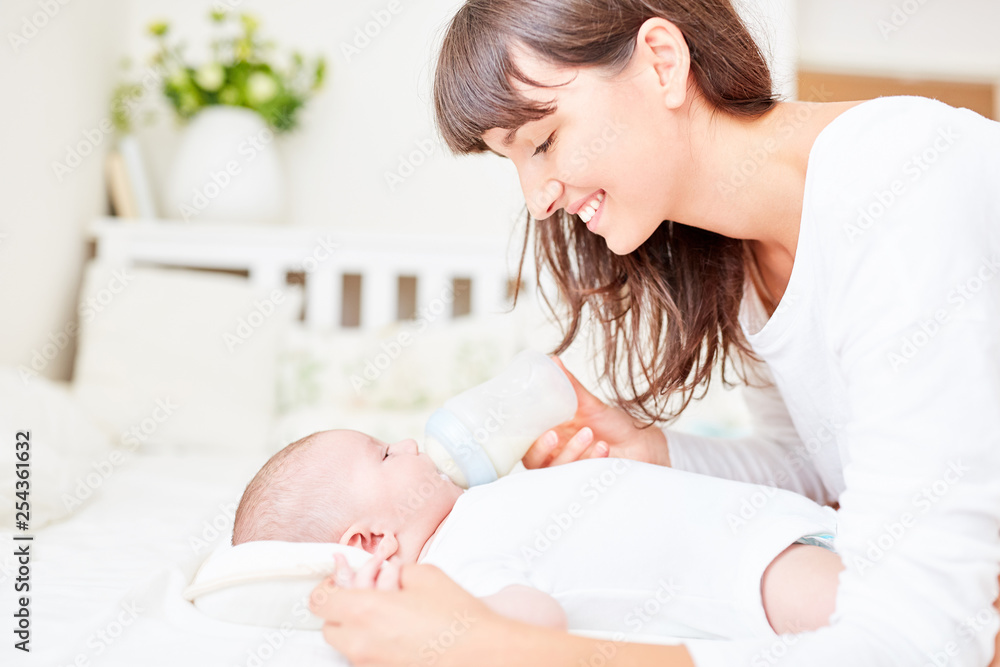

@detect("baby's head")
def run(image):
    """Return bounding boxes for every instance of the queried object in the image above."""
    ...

[232,429,462,563]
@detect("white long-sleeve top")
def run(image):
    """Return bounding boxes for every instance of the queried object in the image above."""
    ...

[665,96,1000,666]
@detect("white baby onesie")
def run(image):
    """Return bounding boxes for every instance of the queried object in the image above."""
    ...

[419,457,837,641]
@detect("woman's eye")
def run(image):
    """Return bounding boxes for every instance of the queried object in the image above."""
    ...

[383,447,389,460]
[533,132,556,157]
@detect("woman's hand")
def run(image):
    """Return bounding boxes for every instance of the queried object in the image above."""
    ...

[522,357,671,469]
[309,563,696,667]
[310,563,509,666]
[990,570,1000,667]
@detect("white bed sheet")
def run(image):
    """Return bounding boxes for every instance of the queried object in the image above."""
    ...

[3,446,722,667]
[4,450,345,667]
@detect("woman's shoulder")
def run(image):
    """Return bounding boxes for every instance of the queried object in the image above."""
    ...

[805,97,1000,338]
[805,95,1000,217]
[817,95,997,141]
[809,96,998,174]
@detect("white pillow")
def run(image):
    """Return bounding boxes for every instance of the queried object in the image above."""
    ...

[0,368,114,528]
[276,310,530,415]
[184,540,371,629]
[268,405,433,455]
[73,262,302,454]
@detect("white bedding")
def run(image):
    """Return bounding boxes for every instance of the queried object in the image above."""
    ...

[5,447,731,667]
[1,301,751,665]
[6,450,346,667]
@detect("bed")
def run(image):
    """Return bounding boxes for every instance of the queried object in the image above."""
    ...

[1,217,754,666]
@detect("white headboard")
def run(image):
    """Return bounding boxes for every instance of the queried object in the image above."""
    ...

[87,217,537,330]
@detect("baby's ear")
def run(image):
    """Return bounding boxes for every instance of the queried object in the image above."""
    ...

[373,533,399,559]
[338,523,369,551]
[339,524,400,557]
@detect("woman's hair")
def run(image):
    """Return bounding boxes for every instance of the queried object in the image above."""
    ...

[433,0,777,424]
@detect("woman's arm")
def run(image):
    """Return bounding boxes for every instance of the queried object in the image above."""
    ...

[993,573,1000,667]
[524,356,835,506]
[682,291,1000,667]
[329,552,570,632]
[309,563,696,667]
[687,100,1000,667]
[662,364,836,506]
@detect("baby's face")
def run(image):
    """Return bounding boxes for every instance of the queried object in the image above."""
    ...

[323,429,440,492]
[312,429,458,558]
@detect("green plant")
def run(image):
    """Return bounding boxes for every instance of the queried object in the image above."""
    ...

[110,80,146,134]
[146,11,326,133]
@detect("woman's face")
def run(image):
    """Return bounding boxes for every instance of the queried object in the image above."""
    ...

[480,38,695,255]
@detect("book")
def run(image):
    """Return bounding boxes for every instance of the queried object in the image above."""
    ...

[117,134,157,219]
[105,149,138,218]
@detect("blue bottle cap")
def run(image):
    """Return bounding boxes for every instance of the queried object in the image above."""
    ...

[425,408,498,487]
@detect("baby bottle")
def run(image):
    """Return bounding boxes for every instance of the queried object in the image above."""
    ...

[421,349,578,488]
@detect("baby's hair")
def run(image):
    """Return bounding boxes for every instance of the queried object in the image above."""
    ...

[232,431,351,545]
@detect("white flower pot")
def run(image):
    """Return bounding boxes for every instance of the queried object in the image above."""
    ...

[166,106,285,224]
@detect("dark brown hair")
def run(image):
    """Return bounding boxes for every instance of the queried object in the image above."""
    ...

[432,0,777,424]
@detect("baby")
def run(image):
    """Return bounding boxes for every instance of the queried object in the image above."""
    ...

[233,429,844,640]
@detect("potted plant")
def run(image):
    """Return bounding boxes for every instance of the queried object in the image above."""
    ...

[106,79,159,219]
[145,11,326,224]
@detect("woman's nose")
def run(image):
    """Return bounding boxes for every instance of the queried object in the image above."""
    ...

[526,180,563,219]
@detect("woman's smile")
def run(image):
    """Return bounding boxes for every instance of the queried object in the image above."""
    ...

[575,190,606,230]
[584,194,606,232]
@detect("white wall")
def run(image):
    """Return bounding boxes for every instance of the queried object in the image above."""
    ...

[125,0,525,237]
[0,0,528,380]
[798,0,1000,80]
[0,0,129,380]
[735,0,798,98]
[3,0,998,381]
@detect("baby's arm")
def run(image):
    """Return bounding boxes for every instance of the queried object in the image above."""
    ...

[480,585,568,631]
[760,542,844,633]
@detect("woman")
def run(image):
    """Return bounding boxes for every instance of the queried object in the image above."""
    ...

[310,0,1000,664]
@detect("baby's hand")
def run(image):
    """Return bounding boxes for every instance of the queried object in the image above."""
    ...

[330,552,402,591]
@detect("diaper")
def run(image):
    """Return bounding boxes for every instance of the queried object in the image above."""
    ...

[794,532,838,554]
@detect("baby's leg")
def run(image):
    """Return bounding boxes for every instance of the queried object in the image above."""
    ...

[760,543,845,634]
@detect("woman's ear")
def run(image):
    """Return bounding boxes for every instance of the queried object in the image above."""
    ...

[634,17,691,111]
